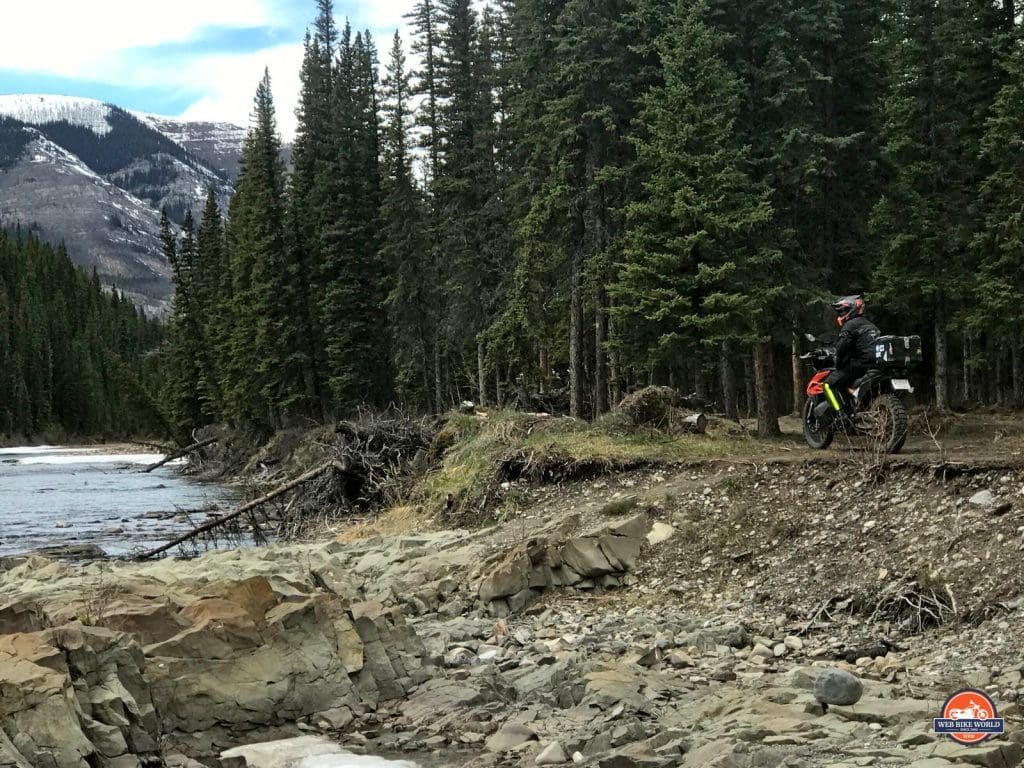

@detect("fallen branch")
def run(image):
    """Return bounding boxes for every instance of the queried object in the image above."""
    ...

[144,437,219,473]
[134,460,349,560]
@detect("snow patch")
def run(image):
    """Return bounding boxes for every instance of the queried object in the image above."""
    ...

[1,446,182,466]
[17,453,182,466]
[0,446,93,456]
[25,130,105,183]
[0,94,113,135]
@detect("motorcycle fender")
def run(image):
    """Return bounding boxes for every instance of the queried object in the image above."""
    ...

[807,371,830,396]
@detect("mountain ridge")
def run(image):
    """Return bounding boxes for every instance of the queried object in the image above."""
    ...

[0,94,245,315]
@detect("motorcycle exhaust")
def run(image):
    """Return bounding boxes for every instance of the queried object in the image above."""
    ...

[813,401,833,422]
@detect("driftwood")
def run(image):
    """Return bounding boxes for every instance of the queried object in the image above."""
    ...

[134,460,349,560]
[144,437,219,473]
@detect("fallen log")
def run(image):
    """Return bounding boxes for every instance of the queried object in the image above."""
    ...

[678,412,708,434]
[143,437,219,473]
[134,459,349,560]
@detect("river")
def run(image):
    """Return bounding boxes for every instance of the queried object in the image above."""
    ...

[0,445,236,557]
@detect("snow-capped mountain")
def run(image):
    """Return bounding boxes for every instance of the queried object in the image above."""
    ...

[133,112,246,181]
[0,95,245,314]
[0,94,115,135]
[0,126,171,309]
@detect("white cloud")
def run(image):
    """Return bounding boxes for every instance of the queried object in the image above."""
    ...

[0,0,283,79]
[357,0,417,38]
[176,44,305,139]
[167,2,420,140]
[0,0,469,140]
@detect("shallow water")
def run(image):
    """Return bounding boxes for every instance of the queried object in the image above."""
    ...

[0,446,236,557]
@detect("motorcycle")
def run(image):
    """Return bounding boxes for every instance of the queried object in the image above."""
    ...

[800,333,921,454]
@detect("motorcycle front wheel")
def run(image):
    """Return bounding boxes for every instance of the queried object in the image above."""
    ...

[803,398,834,450]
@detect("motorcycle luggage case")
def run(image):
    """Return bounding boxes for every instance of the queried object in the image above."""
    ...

[873,335,923,367]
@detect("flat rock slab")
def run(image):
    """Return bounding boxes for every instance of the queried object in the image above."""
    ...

[929,740,1023,768]
[829,697,934,725]
[221,736,348,767]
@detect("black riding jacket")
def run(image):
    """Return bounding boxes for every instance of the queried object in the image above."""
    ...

[835,315,881,369]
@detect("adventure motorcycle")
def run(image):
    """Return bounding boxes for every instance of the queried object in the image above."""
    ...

[801,333,922,454]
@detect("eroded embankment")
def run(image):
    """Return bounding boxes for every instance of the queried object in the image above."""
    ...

[2,412,1024,768]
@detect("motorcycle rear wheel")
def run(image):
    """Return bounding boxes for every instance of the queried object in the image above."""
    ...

[803,398,834,450]
[864,394,908,454]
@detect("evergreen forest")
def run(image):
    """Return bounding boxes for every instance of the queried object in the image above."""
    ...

[0,229,166,440]
[161,0,1024,438]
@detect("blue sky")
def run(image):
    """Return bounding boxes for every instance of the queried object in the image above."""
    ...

[0,0,414,138]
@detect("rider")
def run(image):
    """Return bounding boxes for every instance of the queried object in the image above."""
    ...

[825,295,881,411]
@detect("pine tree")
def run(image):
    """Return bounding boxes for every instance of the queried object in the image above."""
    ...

[406,0,443,183]
[406,0,449,410]
[611,0,780,435]
[289,0,339,416]
[973,43,1024,406]
[871,0,1004,409]
[320,29,391,411]
[195,189,228,419]
[507,0,644,417]
[382,32,433,410]
[488,0,569,404]
[435,0,504,406]
[226,70,303,428]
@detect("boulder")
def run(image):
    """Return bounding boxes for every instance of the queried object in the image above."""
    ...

[479,555,532,603]
[646,523,675,546]
[814,668,864,706]
[969,490,996,507]
[486,723,539,752]
[537,742,570,765]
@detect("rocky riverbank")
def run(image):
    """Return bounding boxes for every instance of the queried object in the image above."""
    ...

[2,417,1024,767]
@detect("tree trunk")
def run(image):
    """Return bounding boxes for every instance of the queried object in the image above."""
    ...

[935,319,950,410]
[608,309,622,407]
[693,367,706,404]
[477,339,487,407]
[594,286,609,415]
[495,364,503,409]
[744,363,755,419]
[720,341,738,420]
[754,341,781,437]
[569,245,584,419]
[791,332,804,415]
[539,346,549,395]
[996,344,1002,407]
[962,334,970,405]
[433,334,444,414]
[1013,343,1022,408]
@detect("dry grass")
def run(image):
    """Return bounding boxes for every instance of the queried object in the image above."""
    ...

[413,410,763,522]
[334,505,431,541]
